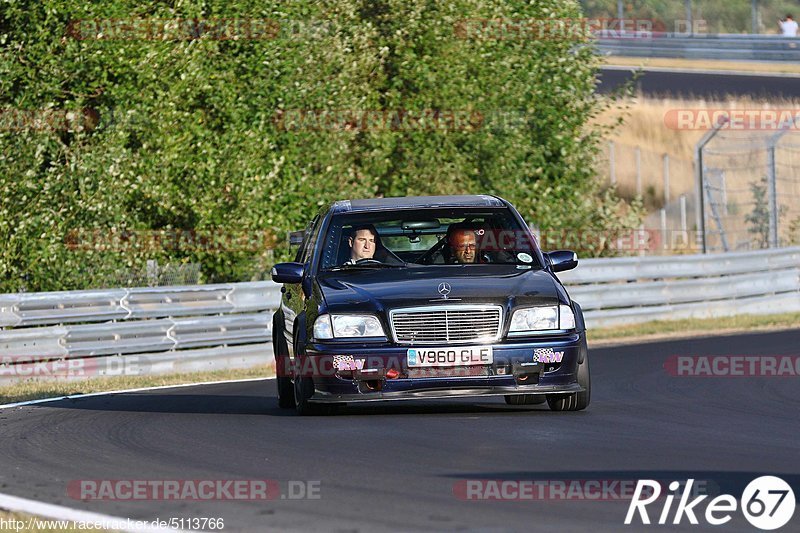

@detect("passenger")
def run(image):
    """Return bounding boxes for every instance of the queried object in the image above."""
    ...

[447,224,478,264]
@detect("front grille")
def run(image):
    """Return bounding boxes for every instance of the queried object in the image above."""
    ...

[389,305,503,344]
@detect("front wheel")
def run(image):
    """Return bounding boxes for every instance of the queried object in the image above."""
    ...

[273,317,295,409]
[547,350,591,412]
[293,375,337,416]
[276,374,294,409]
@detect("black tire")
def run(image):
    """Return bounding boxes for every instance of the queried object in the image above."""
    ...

[273,316,295,409]
[547,349,591,412]
[504,394,546,405]
[293,374,337,416]
[276,375,294,409]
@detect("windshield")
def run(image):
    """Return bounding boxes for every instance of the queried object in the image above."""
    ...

[319,207,543,270]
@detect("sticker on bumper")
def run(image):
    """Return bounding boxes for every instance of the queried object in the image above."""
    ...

[534,348,564,363]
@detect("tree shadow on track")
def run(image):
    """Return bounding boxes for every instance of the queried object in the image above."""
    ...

[31,393,295,416]
[30,393,577,417]
[333,401,554,417]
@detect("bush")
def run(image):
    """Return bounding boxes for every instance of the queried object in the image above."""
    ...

[0,0,640,292]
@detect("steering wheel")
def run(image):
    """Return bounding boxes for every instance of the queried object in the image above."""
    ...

[355,258,383,265]
[415,236,448,265]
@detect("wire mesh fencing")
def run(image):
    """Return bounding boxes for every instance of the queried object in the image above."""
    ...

[700,129,800,252]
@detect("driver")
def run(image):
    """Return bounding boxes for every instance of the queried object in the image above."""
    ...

[346,224,377,264]
[447,224,478,264]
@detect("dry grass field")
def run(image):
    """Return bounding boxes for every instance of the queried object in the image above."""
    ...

[590,91,800,250]
[594,95,800,199]
[604,56,800,75]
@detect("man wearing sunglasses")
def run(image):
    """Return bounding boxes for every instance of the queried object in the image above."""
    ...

[447,223,478,264]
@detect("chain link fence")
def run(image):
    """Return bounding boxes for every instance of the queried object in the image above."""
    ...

[598,140,700,255]
[700,128,800,252]
[42,262,203,292]
[596,126,800,255]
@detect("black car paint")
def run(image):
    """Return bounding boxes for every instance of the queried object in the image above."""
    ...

[274,195,587,405]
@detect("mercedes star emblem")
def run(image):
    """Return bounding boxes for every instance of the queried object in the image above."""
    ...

[438,282,451,298]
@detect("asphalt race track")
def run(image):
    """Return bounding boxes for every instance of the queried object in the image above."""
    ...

[1,329,799,532]
[597,67,800,99]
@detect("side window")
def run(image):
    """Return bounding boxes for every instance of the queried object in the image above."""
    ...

[296,215,321,264]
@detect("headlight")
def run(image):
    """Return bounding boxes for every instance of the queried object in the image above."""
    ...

[313,314,385,339]
[508,305,576,335]
[313,314,334,339]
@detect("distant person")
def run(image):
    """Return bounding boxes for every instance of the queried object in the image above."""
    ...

[778,14,798,37]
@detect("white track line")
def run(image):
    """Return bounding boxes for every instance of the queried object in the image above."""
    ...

[0,376,275,410]
[0,377,277,529]
[0,492,184,532]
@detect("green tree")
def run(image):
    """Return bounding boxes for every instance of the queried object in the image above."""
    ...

[1,0,640,292]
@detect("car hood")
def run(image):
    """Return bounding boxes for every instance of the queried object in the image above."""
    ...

[317,265,566,315]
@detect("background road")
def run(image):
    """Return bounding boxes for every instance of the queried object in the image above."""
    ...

[1,329,799,532]
[597,67,800,99]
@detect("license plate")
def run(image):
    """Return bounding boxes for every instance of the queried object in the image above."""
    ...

[406,346,493,368]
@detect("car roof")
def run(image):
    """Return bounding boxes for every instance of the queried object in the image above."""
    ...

[331,195,506,213]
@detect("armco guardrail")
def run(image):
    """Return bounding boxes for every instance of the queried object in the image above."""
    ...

[558,247,800,329]
[2,249,798,383]
[597,34,800,61]
[0,282,281,384]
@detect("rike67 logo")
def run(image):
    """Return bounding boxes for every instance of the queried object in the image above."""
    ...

[626,477,795,530]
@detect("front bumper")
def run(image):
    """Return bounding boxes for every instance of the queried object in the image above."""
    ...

[299,332,586,403]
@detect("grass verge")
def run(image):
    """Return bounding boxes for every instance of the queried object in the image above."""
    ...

[603,56,800,75]
[0,366,273,405]
[588,311,800,345]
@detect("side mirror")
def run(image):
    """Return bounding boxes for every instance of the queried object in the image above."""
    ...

[288,230,305,247]
[271,262,305,284]
[546,250,578,273]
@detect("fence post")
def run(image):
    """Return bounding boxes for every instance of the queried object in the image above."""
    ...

[635,146,642,197]
[609,141,616,186]
[694,117,729,254]
[764,121,795,248]
[146,260,159,287]
[685,0,693,36]
[751,0,760,34]
[660,209,668,251]
[767,141,778,248]
[662,153,670,204]
[680,194,687,232]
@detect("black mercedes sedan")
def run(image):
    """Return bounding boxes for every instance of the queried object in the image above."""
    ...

[271,195,589,415]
